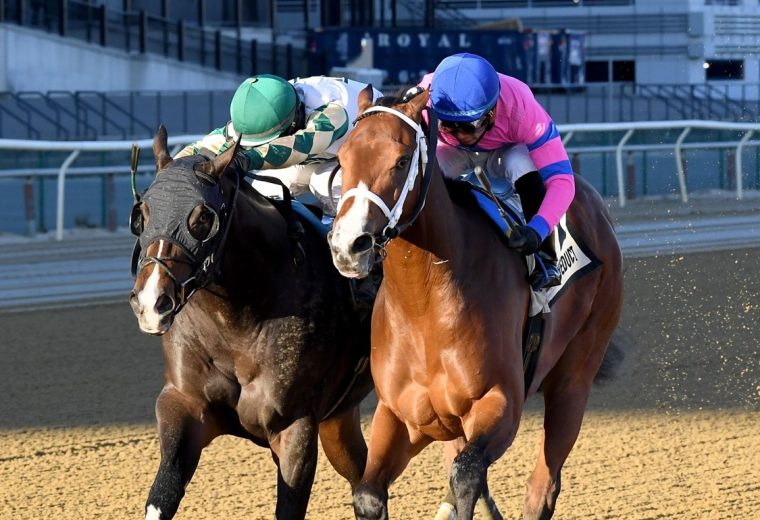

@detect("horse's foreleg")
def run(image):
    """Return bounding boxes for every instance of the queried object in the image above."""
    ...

[145,387,216,520]
[271,416,319,520]
[449,388,520,520]
[318,405,367,489]
[436,440,504,520]
[354,401,431,520]
[448,442,491,520]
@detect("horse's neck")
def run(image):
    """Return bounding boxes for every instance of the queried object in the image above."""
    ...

[219,193,292,291]
[384,172,465,298]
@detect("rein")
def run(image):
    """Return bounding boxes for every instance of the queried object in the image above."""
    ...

[330,104,438,251]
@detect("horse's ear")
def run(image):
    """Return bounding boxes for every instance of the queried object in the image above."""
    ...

[357,84,375,115]
[153,124,173,172]
[194,139,240,180]
[402,88,429,122]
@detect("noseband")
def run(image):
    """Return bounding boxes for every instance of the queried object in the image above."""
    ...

[332,104,438,252]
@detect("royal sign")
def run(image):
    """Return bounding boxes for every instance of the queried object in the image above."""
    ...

[307,28,585,86]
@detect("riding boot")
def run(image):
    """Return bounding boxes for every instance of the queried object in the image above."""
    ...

[531,231,562,288]
[514,171,561,289]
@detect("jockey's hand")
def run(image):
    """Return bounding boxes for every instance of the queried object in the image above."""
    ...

[508,224,542,255]
[231,151,250,175]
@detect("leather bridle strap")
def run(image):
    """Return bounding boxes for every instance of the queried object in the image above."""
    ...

[132,172,241,313]
[335,105,438,245]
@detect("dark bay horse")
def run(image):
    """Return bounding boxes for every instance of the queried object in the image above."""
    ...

[328,89,624,520]
[128,127,372,520]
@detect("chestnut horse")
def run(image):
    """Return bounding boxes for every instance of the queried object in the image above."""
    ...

[128,127,372,519]
[328,89,624,519]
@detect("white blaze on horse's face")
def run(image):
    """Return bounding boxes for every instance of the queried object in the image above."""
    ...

[130,240,175,335]
[329,181,375,278]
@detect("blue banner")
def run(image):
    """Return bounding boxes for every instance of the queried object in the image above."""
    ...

[307,28,531,84]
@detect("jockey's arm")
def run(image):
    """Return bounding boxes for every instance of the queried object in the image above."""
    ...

[241,102,349,171]
[519,99,576,240]
[173,127,227,159]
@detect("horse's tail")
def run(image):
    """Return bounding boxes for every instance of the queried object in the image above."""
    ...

[594,328,633,384]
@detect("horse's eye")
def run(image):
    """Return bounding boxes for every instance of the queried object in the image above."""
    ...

[188,205,215,240]
[396,157,410,170]
[130,203,148,236]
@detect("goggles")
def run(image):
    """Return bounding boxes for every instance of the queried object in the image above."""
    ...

[438,111,492,134]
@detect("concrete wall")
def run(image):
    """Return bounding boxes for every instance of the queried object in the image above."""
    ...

[0,24,241,93]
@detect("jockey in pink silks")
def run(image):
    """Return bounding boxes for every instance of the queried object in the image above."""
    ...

[418,52,575,288]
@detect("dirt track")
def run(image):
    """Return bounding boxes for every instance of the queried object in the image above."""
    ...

[1,250,758,519]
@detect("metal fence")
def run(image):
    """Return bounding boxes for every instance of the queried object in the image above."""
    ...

[1,119,760,238]
[3,83,760,142]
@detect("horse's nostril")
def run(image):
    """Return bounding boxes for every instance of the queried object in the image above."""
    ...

[128,291,140,312]
[155,294,175,315]
[351,233,374,254]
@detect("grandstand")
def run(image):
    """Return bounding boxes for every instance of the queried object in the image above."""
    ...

[1,0,759,236]
[1,0,759,140]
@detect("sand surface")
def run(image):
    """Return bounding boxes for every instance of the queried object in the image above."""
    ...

[1,250,758,519]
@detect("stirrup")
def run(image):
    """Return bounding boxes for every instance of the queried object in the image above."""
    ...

[542,264,562,288]
[529,253,561,290]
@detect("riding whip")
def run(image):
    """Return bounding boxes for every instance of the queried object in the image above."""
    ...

[473,166,515,239]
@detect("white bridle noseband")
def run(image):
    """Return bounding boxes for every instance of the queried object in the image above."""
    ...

[336,106,429,236]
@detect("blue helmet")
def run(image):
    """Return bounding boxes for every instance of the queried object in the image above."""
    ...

[430,53,500,122]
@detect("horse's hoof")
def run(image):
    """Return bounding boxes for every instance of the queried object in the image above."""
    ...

[434,501,457,520]
[353,488,387,520]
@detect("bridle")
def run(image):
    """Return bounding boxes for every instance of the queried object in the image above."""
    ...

[130,154,241,315]
[329,103,438,255]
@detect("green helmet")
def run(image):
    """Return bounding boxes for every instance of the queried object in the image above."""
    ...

[228,75,298,146]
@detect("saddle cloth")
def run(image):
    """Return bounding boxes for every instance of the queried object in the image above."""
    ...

[450,179,602,316]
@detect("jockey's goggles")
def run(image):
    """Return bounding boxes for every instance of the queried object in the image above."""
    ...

[438,111,492,134]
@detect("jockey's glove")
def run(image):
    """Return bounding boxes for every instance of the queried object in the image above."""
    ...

[508,224,542,255]
[231,151,250,175]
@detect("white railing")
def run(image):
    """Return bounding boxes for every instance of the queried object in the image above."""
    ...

[558,120,760,207]
[1,120,760,239]
[0,135,201,240]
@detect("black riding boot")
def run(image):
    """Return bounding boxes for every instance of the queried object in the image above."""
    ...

[514,171,561,289]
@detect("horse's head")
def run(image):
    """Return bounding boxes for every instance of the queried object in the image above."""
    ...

[128,126,240,335]
[328,87,433,278]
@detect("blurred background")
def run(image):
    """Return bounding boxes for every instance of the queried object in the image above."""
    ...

[1,0,759,236]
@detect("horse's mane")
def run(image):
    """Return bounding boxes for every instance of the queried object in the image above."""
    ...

[375,94,405,107]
